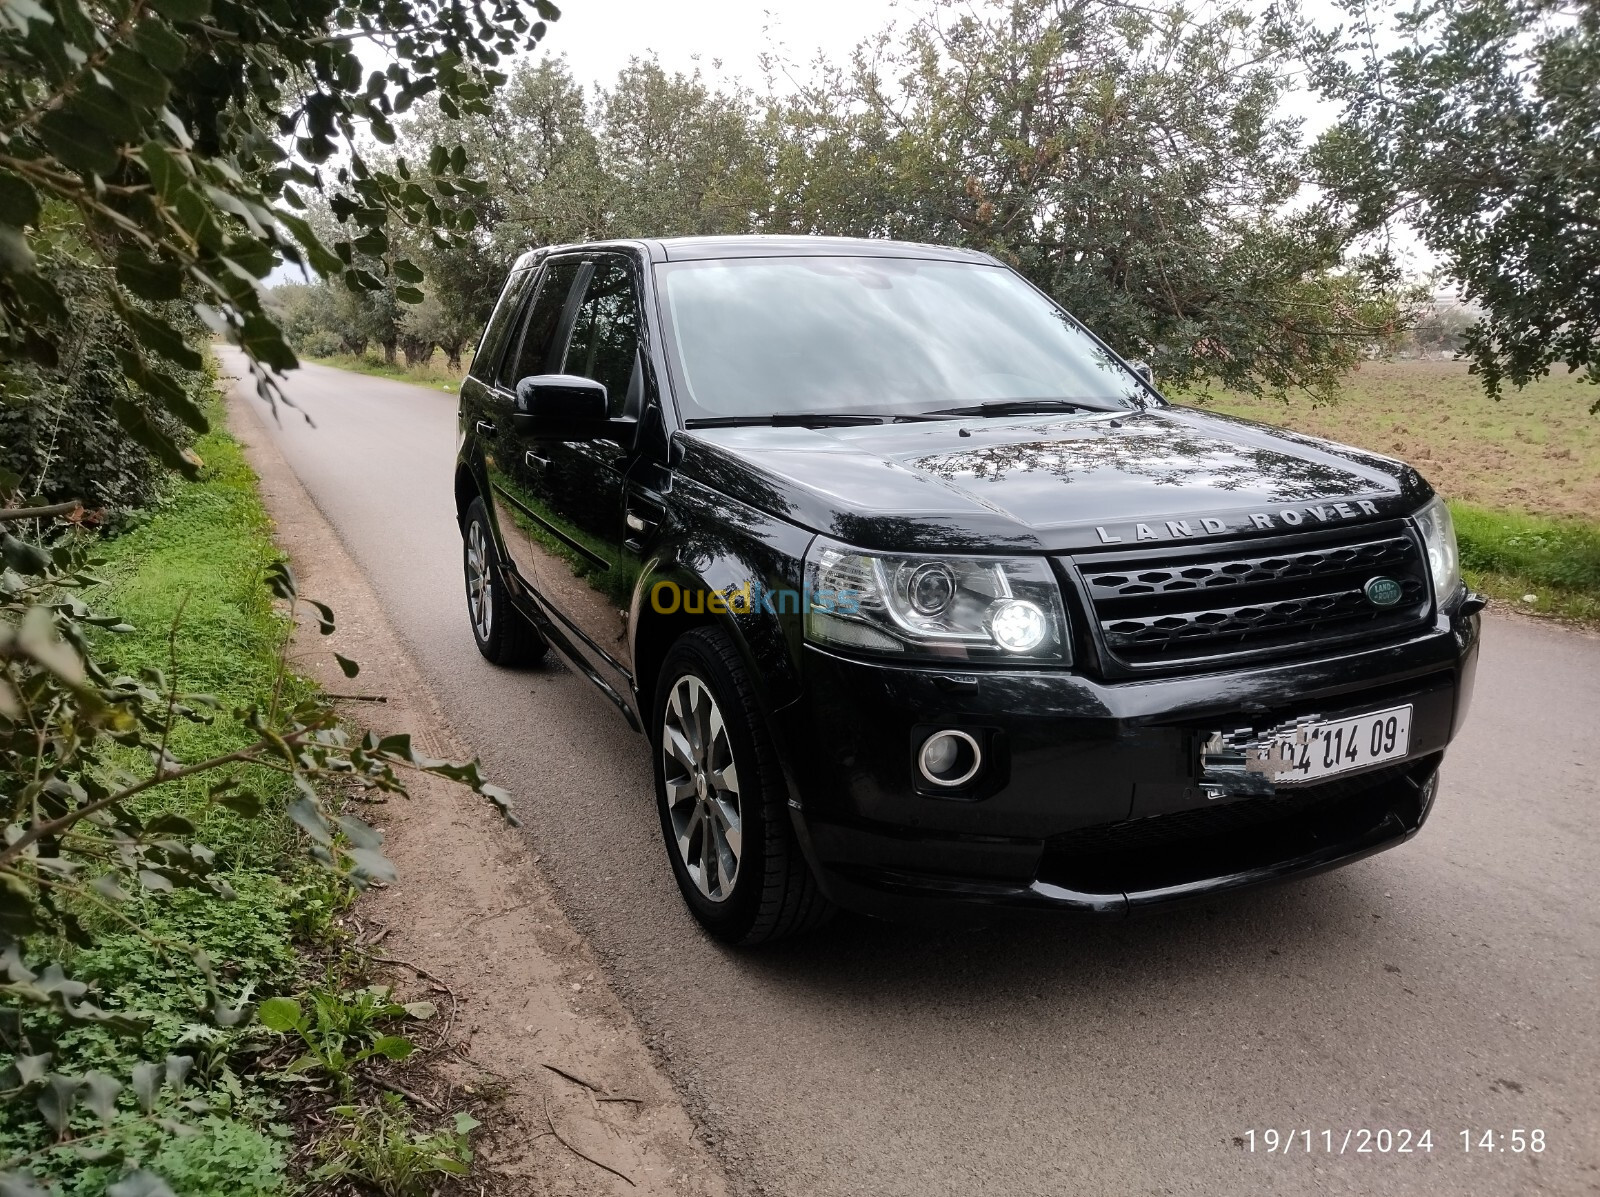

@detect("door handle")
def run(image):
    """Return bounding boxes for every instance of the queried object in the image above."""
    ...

[475,420,497,437]
[524,449,552,469]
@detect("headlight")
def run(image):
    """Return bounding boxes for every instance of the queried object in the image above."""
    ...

[1413,496,1461,602]
[802,535,1069,662]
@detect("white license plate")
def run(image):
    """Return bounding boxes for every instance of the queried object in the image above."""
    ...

[1249,704,1412,784]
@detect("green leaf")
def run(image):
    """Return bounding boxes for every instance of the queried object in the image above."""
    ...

[369,1035,413,1061]
[116,352,210,433]
[334,652,360,678]
[256,996,302,1032]
[216,790,263,819]
[103,45,171,110]
[36,1074,82,1133]
[403,1001,437,1020]
[164,1054,192,1094]
[37,108,122,176]
[116,247,184,301]
[82,1071,122,1122]
[347,847,397,886]
[286,795,332,845]
[336,814,381,850]
[393,258,424,283]
[107,1169,177,1197]
[131,17,188,72]
[129,1062,161,1113]
[119,306,203,371]
[0,172,40,227]
[111,396,201,478]
[395,285,424,304]
[138,141,188,203]
[453,1111,481,1133]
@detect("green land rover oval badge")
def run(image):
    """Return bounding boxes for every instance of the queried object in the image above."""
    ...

[1364,576,1404,607]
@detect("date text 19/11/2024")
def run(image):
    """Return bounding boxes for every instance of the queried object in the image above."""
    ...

[1241,1129,1548,1154]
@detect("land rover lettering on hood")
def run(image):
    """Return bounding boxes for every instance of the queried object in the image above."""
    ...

[453,236,1481,945]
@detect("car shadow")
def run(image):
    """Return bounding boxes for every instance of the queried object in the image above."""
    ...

[737,868,1383,1007]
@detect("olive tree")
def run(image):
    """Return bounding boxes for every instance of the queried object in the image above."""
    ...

[1311,0,1600,406]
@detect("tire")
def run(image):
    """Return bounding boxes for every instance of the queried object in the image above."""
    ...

[653,627,833,945]
[462,497,548,667]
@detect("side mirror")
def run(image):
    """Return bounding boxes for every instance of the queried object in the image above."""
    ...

[1128,359,1155,386]
[512,375,634,443]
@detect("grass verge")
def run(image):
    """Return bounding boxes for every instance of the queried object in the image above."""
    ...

[1451,503,1600,623]
[305,352,467,393]
[0,403,477,1194]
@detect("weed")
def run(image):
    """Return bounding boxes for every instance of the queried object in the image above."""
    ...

[311,1097,478,1196]
[259,986,434,1095]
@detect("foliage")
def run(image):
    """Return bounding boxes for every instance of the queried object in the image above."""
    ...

[1311,0,1600,406]
[0,421,514,1190]
[0,0,558,476]
[258,985,434,1096]
[1450,504,1600,620]
[310,1097,478,1197]
[280,1,1411,402]
[761,0,1410,400]
[0,220,202,521]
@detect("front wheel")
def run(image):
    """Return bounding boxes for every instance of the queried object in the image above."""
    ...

[653,627,832,945]
[463,497,547,667]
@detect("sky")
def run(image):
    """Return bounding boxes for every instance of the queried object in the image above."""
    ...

[537,0,902,92]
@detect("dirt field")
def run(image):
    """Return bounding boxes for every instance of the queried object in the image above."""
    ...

[1200,360,1600,520]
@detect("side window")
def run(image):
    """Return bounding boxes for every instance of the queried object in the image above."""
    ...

[561,257,640,417]
[467,268,531,383]
[499,258,584,390]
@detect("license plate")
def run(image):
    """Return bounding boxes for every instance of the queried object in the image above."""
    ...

[1248,704,1412,785]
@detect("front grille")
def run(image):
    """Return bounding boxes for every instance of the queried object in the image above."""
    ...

[1067,521,1431,671]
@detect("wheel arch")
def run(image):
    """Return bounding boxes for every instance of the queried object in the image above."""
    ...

[454,462,480,529]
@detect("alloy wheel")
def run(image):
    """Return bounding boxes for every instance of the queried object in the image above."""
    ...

[661,674,743,902]
[466,520,494,642]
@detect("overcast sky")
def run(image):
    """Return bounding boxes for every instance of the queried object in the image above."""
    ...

[539,0,903,91]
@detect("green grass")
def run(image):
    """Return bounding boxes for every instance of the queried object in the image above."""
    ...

[306,350,468,393]
[1189,360,1600,624]
[1450,503,1600,622]
[0,408,318,1195]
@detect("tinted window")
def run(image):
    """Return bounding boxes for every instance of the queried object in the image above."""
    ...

[468,268,531,383]
[561,257,640,417]
[655,256,1144,417]
[500,258,584,389]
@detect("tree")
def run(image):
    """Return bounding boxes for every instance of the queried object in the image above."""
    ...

[0,0,559,477]
[761,0,1407,401]
[1312,0,1600,406]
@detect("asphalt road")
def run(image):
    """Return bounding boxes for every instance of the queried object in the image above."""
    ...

[226,350,1599,1197]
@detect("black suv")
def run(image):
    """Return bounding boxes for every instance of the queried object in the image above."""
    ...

[454,236,1481,944]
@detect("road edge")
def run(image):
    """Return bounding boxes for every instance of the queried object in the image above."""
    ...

[226,384,732,1197]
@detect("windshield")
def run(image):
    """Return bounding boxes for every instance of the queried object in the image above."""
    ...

[654,255,1148,420]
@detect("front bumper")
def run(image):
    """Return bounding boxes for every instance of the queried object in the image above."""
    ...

[781,607,1479,919]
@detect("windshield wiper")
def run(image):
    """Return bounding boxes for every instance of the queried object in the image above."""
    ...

[926,399,1104,418]
[684,411,949,429]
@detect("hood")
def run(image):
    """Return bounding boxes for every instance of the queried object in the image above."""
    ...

[674,405,1432,554]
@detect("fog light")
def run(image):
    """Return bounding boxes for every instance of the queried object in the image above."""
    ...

[987,598,1047,652]
[918,729,982,788]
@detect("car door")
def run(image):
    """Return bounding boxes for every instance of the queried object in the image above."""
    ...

[469,256,582,601]
[504,252,646,697]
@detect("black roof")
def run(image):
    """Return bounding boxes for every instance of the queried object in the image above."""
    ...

[512,235,995,272]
